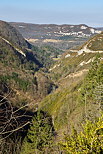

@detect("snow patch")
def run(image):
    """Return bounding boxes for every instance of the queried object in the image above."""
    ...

[95,30,101,34]
[81,26,87,29]
[1,36,26,57]
[49,65,57,71]
[65,54,70,58]
[90,28,95,34]
[79,58,94,66]
[78,44,103,55]
[19,26,25,28]
[49,64,60,71]
[70,26,74,28]
[78,31,83,34]
[15,48,26,57]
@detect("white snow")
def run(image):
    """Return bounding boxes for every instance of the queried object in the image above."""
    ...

[1,37,12,45]
[78,31,83,34]
[1,36,26,57]
[49,65,57,71]
[90,28,95,34]
[81,26,87,29]
[49,64,60,71]
[90,29,101,34]
[15,48,26,57]
[70,26,74,28]
[95,30,101,34]
[65,54,70,58]
[78,42,103,55]
[19,26,25,28]
[79,58,94,66]
[58,31,91,37]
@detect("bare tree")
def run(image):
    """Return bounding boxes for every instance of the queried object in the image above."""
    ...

[0,86,35,154]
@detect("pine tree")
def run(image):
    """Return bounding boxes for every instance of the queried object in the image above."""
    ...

[80,55,103,118]
[21,110,54,154]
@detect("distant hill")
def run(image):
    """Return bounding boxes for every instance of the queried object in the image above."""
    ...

[0,20,103,153]
[10,22,101,39]
[0,20,56,108]
[96,27,103,31]
[10,22,101,50]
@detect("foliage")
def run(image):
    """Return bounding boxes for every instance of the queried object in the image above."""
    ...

[0,73,30,92]
[80,55,103,104]
[21,110,54,154]
[87,32,103,51]
[60,114,103,154]
[40,54,103,131]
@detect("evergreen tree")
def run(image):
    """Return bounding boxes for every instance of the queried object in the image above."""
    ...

[60,55,103,153]
[21,110,54,154]
[80,55,103,118]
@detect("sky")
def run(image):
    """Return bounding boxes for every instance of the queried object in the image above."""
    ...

[0,0,103,27]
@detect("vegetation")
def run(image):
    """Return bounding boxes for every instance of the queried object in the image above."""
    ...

[59,56,103,153]
[79,55,103,119]
[0,20,103,154]
[0,73,30,92]
[21,111,54,154]
[87,32,103,51]
[60,114,103,154]
[40,54,103,131]
[49,52,103,82]
[80,32,103,51]
[0,20,31,49]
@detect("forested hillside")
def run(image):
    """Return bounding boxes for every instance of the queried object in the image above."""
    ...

[0,20,103,154]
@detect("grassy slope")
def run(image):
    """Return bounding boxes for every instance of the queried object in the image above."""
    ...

[87,32,103,51]
[79,32,103,51]
[49,52,103,82]
[39,52,103,134]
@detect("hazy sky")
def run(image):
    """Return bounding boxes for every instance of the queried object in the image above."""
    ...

[0,0,103,27]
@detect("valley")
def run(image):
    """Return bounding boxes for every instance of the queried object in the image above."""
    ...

[0,20,103,154]
[10,22,101,50]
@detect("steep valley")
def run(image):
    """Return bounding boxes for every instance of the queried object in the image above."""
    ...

[10,22,101,50]
[0,20,103,154]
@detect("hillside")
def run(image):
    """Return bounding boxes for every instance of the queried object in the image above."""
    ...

[0,20,31,49]
[39,52,103,135]
[75,32,103,55]
[84,32,103,51]
[10,23,101,39]
[0,20,56,108]
[10,22,101,50]
[47,30,103,82]
[97,27,103,31]
[0,21,103,153]
[39,32,103,133]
